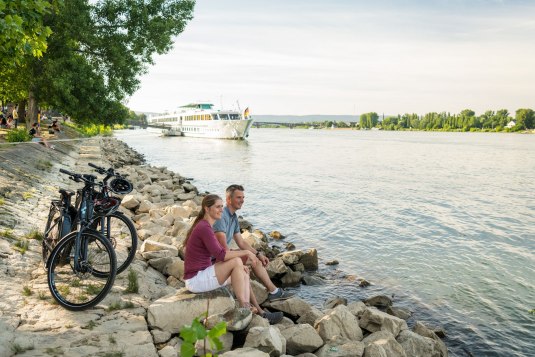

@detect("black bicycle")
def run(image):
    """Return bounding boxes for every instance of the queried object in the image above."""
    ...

[87,162,137,274]
[45,169,117,310]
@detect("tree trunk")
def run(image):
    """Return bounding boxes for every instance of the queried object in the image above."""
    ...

[27,89,38,129]
[17,99,27,129]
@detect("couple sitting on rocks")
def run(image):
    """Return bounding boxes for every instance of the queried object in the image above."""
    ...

[183,184,294,325]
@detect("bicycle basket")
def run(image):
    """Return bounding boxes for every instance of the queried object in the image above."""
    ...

[93,197,120,216]
[109,178,133,194]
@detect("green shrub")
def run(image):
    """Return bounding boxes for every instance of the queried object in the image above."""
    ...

[13,239,30,254]
[11,343,34,354]
[5,128,31,143]
[107,301,123,311]
[180,315,227,357]
[125,268,139,293]
[64,122,113,137]
[36,160,53,171]
[0,229,15,239]
[0,197,5,205]
[22,286,33,296]
[25,229,44,241]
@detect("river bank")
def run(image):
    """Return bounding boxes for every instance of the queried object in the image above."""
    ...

[0,133,449,356]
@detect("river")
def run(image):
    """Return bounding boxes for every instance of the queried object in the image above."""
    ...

[115,128,534,357]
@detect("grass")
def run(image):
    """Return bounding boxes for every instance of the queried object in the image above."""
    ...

[22,286,33,297]
[11,343,34,354]
[13,239,30,254]
[82,320,97,330]
[124,268,139,294]
[123,300,135,309]
[22,191,33,200]
[5,128,31,143]
[86,283,103,295]
[108,335,117,344]
[102,352,124,357]
[25,228,44,241]
[64,122,113,137]
[70,279,81,287]
[45,346,63,356]
[107,301,123,312]
[38,291,48,300]
[36,159,53,171]
[0,197,4,205]
[57,285,70,296]
[0,229,16,239]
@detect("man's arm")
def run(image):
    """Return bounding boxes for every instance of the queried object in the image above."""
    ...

[234,232,270,266]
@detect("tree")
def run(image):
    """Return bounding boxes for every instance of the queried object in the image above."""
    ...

[22,0,195,124]
[359,112,378,129]
[515,108,534,130]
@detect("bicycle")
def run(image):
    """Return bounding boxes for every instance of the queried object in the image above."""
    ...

[87,162,137,274]
[45,169,117,310]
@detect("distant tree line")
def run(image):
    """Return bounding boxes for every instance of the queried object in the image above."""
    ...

[361,109,534,132]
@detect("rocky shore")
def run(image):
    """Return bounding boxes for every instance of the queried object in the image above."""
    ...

[0,134,448,357]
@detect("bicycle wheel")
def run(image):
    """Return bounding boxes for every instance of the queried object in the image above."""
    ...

[43,203,62,265]
[93,212,137,274]
[47,230,117,311]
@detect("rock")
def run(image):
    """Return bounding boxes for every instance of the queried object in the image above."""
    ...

[175,192,197,201]
[264,297,319,319]
[158,345,178,357]
[250,280,269,305]
[243,326,287,357]
[122,194,140,210]
[359,307,408,336]
[298,248,318,271]
[266,258,290,278]
[195,332,233,356]
[278,251,303,265]
[280,270,302,285]
[315,305,363,343]
[141,250,176,260]
[242,230,268,251]
[347,301,367,318]
[220,347,270,356]
[397,329,443,357]
[413,321,448,357]
[137,199,154,213]
[284,242,296,250]
[363,331,407,357]
[386,306,412,320]
[205,307,253,332]
[140,240,179,257]
[325,260,339,266]
[166,276,185,288]
[269,231,285,240]
[148,257,175,272]
[280,324,324,355]
[147,288,235,333]
[297,309,325,327]
[315,341,365,357]
[239,218,254,232]
[151,329,172,344]
[364,295,392,308]
[358,278,370,287]
[292,263,305,273]
[324,296,347,309]
[182,182,197,193]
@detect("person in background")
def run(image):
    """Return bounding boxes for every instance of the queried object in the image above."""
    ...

[214,184,295,302]
[29,123,53,149]
[183,194,283,324]
[13,106,18,128]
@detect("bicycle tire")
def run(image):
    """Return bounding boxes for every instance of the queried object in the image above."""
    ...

[92,212,137,274]
[47,230,117,311]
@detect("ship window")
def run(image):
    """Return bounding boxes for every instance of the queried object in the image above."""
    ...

[220,114,229,120]
[229,114,240,120]
[212,114,218,120]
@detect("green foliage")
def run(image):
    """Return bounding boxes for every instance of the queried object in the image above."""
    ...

[125,268,139,293]
[22,191,33,200]
[13,238,30,254]
[82,320,96,330]
[529,309,535,315]
[180,315,227,357]
[22,285,33,296]
[360,112,379,129]
[0,229,16,239]
[38,291,48,300]
[36,159,53,171]
[109,335,117,344]
[63,122,113,137]
[10,342,34,354]
[5,128,31,143]
[515,108,535,130]
[0,198,4,206]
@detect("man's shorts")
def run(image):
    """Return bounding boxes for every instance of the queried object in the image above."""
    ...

[185,265,230,293]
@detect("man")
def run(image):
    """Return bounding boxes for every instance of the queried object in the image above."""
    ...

[214,184,295,303]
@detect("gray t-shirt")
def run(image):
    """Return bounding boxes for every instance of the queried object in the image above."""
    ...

[213,206,240,246]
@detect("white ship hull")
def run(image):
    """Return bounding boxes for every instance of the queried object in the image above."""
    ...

[149,102,253,140]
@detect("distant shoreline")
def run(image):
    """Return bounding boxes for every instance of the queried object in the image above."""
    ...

[252,126,535,134]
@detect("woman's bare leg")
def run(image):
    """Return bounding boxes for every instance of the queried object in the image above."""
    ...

[214,258,247,306]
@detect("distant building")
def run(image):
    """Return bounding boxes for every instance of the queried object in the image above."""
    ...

[506,120,516,129]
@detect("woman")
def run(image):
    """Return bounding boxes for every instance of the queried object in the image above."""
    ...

[183,194,257,310]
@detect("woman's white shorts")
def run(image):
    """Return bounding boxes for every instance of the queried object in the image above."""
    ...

[185,265,230,293]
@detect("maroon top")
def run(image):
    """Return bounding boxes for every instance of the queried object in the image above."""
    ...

[183,220,227,280]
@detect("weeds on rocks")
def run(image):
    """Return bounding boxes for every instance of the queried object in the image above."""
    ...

[36,159,53,171]
[103,352,124,357]
[11,342,34,354]
[38,291,48,300]
[22,286,33,296]
[44,346,63,356]
[0,229,16,239]
[25,229,44,241]
[125,268,139,293]
[13,239,30,254]
[0,197,5,205]
[22,191,33,200]
[82,320,96,330]
[109,335,117,344]
[107,301,122,311]
[123,300,135,309]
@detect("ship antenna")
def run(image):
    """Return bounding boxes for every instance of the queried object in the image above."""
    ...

[236,100,241,112]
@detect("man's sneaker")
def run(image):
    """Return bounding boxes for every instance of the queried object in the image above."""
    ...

[262,311,284,325]
[268,288,295,302]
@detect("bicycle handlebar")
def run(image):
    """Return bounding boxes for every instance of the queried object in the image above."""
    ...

[59,169,97,184]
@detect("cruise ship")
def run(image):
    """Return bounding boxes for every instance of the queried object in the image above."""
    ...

[147,103,254,140]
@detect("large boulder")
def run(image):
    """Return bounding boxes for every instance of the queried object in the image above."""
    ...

[244,326,287,357]
[363,331,406,357]
[315,341,365,357]
[397,330,443,357]
[280,324,324,355]
[264,297,319,319]
[315,305,363,343]
[413,321,448,357]
[140,240,179,257]
[298,248,318,271]
[359,307,408,336]
[147,288,235,333]
[266,258,290,278]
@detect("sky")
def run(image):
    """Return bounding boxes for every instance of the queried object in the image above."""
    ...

[126,0,535,116]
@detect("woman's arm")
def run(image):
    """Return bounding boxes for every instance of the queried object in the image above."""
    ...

[223,249,256,267]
